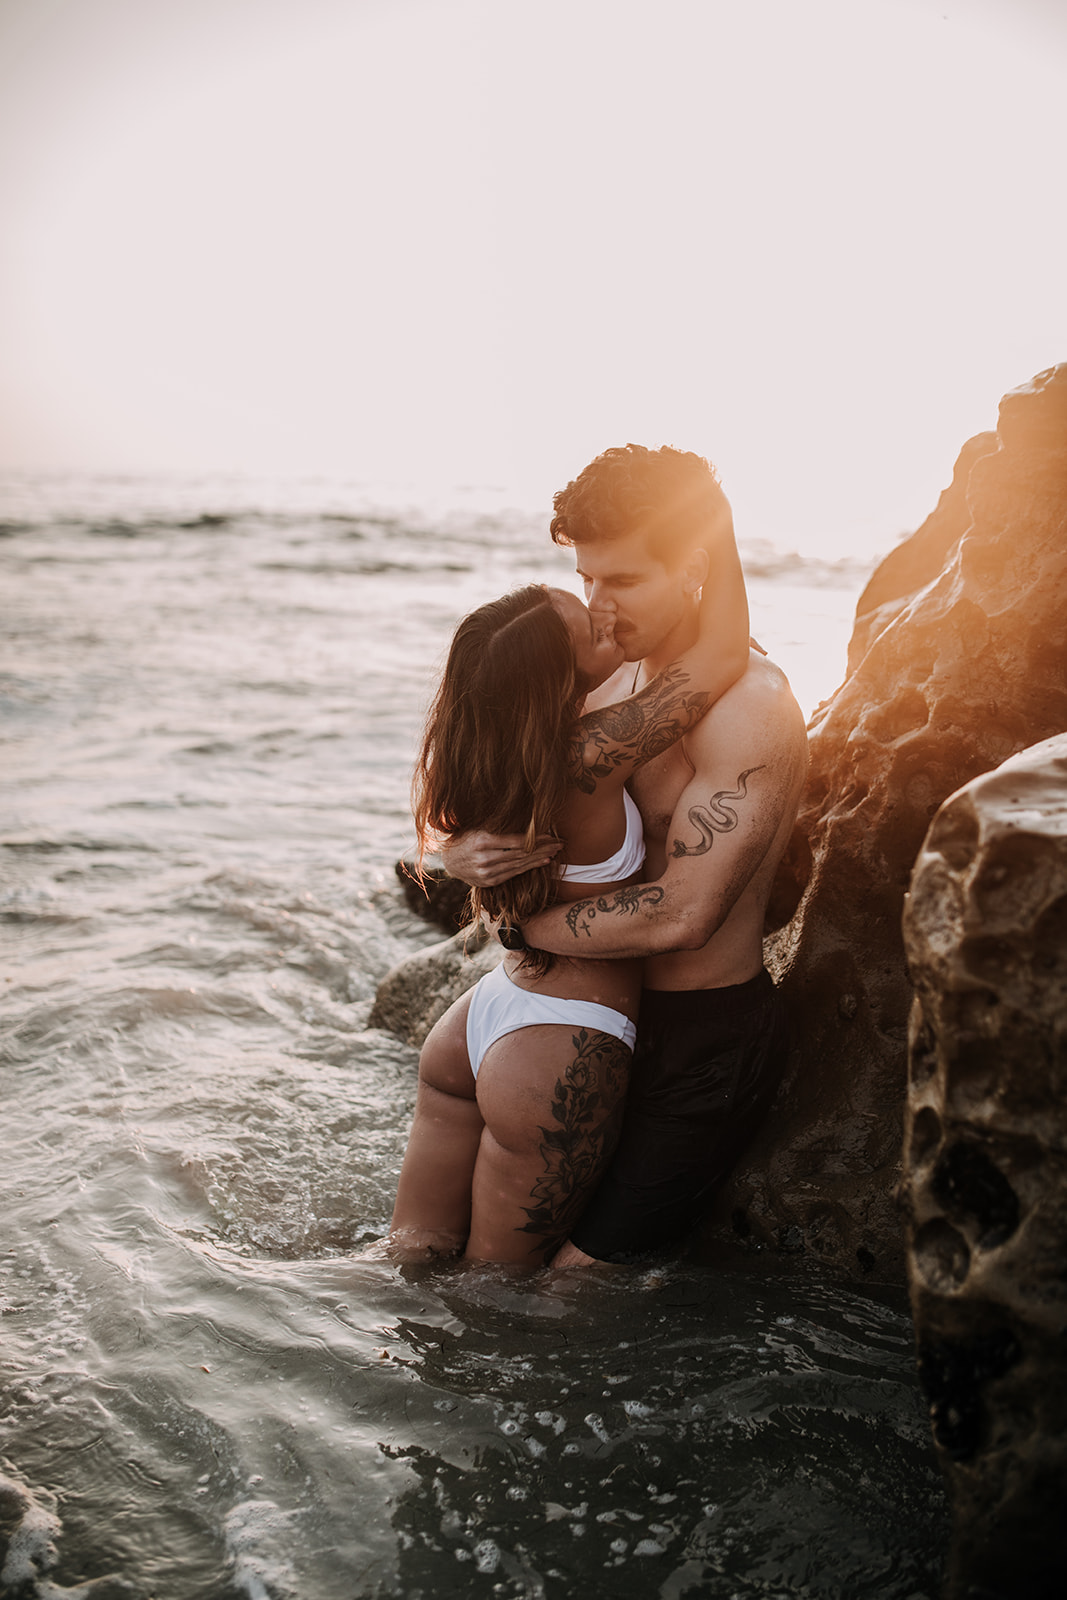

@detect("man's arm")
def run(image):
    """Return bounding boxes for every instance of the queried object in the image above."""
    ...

[522,682,805,958]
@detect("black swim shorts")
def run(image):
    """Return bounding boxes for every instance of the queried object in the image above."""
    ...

[569,968,788,1263]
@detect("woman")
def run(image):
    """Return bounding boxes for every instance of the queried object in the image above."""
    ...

[388,543,748,1266]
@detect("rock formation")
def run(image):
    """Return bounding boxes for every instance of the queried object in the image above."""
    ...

[900,733,1067,1599]
[374,860,495,1049]
[394,855,471,935]
[702,363,1067,1280]
[367,924,501,1049]
[845,429,997,677]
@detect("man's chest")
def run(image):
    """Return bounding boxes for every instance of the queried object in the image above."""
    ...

[628,739,694,851]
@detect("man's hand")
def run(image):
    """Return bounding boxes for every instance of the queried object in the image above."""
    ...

[441,830,562,888]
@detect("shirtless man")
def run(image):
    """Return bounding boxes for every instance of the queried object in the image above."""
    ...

[445,445,809,1265]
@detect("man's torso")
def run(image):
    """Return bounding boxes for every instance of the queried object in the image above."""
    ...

[586,650,808,990]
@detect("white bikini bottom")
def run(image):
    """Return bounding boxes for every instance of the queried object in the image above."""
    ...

[465,960,637,1078]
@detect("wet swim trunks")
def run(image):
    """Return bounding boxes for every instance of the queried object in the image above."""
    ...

[465,960,637,1078]
[569,968,788,1262]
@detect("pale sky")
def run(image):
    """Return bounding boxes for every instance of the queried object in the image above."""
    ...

[1,0,1064,554]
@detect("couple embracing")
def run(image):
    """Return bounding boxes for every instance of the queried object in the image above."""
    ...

[388,444,808,1269]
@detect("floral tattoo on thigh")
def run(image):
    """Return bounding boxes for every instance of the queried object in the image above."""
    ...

[518,1029,630,1251]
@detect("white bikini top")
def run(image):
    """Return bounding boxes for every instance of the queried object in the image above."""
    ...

[559,788,646,884]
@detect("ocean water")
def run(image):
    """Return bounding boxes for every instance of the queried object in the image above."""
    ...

[0,476,946,1598]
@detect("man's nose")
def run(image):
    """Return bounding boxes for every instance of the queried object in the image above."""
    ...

[586,581,616,613]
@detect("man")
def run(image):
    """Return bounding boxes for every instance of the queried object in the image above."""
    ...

[445,444,808,1264]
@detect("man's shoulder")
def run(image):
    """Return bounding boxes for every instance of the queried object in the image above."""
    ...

[690,650,808,757]
[736,647,802,704]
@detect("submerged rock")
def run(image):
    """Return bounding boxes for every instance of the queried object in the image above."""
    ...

[367,925,500,1049]
[900,733,1067,1599]
[705,363,1067,1279]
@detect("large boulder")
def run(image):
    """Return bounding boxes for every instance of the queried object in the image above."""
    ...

[367,926,501,1049]
[704,363,1067,1281]
[845,429,997,677]
[900,733,1067,1599]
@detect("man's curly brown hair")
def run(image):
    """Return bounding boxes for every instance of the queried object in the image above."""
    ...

[549,444,731,567]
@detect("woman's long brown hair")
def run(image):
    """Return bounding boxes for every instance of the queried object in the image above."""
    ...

[412,584,581,936]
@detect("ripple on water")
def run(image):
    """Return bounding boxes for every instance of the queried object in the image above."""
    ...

[1,496,926,1598]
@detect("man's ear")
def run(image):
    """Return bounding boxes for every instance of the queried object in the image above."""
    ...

[681,547,710,594]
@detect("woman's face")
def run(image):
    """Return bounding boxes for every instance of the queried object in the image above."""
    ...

[549,588,624,692]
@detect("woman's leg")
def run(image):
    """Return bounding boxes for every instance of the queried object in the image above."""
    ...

[465,1023,630,1266]
[389,993,484,1259]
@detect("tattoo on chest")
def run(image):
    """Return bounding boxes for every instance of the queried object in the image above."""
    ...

[564,883,665,938]
[670,766,766,857]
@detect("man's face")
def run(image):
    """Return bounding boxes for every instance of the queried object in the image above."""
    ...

[572,530,694,663]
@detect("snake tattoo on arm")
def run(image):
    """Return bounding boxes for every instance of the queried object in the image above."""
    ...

[670,766,766,856]
[559,767,765,940]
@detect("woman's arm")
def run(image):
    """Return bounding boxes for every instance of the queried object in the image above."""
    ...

[440,830,562,887]
[567,527,750,795]
[443,528,750,884]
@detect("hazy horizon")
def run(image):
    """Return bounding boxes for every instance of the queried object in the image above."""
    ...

[2,0,1064,558]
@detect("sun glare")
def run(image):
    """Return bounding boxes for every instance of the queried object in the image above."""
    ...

[0,0,1063,557]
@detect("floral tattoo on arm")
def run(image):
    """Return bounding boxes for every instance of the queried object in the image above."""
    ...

[567,664,712,792]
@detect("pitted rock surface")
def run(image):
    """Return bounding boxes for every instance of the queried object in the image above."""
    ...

[901,733,1067,1599]
[702,363,1067,1279]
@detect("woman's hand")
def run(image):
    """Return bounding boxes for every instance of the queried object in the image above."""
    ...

[442,830,562,887]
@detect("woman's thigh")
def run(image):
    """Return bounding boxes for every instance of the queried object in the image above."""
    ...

[466,1022,631,1266]
[389,991,483,1253]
